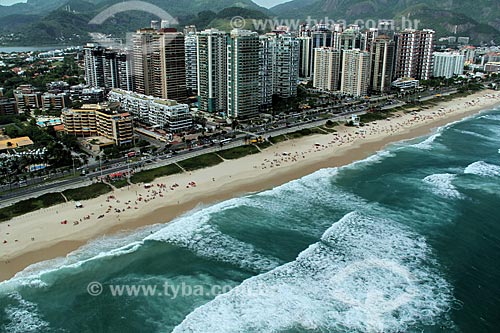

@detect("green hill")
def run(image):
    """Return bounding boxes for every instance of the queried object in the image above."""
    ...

[0,0,271,45]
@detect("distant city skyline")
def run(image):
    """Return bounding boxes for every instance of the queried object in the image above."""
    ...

[0,0,290,8]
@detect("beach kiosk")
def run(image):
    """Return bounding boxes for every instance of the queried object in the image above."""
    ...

[351,115,361,126]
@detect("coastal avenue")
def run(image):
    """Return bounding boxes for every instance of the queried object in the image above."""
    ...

[0,87,459,207]
[0,108,361,208]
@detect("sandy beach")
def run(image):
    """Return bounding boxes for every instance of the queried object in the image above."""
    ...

[1,90,500,282]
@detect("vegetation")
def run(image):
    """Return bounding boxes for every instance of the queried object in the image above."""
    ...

[360,110,394,123]
[256,141,272,150]
[268,127,328,144]
[0,192,65,222]
[268,135,288,144]
[218,145,260,160]
[287,127,327,140]
[0,56,82,98]
[130,164,183,184]
[178,153,224,171]
[325,120,339,128]
[0,1,271,46]
[320,125,337,133]
[111,179,130,189]
[63,183,112,201]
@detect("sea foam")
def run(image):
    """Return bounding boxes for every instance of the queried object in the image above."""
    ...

[464,161,500,177]
[423,173,462,199]
[453,129,493,142]
[173,212,453,333]
[2,292,49,333]
[146,199,282,272]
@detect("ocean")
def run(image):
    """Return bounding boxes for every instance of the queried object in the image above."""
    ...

[1,107,499,333]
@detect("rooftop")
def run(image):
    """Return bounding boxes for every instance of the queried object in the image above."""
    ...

[0,136,34,150]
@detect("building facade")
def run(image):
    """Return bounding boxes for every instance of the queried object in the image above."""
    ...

[370,35,395,92]
[227,29,260,119]
[312,47,341,92]
[341,49,371,97]
[132,29,157,96]
[109,89,192,133]
[0,98,18,116]
[259,34,274,110]
[132,29,187,102]
[394,29,435,80]
[14,85,42,111]
[185,32,198,93]
[42,93,70,111]
[196,29,228,115]
[62,104,134,145]
[272,34,300,98]
[148,100,193,133]
[432,52,465,78]
[83,44,132,90]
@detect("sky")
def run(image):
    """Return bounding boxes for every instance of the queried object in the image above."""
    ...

[253,0,291,8]
[0,0,26,5]
[0,0,291,8]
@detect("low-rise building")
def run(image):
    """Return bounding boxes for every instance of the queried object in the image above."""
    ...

[0,136,33,151]
[392,77,419,90]
[148,100,192,133]
[62,103,134,145]
[14,85,42,111]
[62,106,98,137]
[484,62,500,73]
[109,89,192,133]
[42,93,70,111]
[70,85,106,104]
[47,81,70,93]
[96,105,134,145]
[0,98,18,116]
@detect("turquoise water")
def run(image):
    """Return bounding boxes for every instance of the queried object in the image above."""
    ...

[1,108,500,332]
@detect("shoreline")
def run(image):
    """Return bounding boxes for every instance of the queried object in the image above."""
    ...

[1,90,500,282]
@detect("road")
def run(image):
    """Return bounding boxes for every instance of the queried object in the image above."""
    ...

[2,86,446,207]
[0,108,365,207]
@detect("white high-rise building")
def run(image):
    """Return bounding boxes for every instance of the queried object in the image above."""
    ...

[196,29,228,115]
[341,49,371,97]
[83,44,132,90]
[259,33,300,109]
[227,29,260,119]
[83,44,104,88]
[313,47,341,92]
[272,34,300,98]
[185,32,198,93]
[432,52,465,78]
[259,35,274,110]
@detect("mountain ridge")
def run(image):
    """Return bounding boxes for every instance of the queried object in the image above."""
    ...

[270,0,500,43]
[0,0,271,45]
